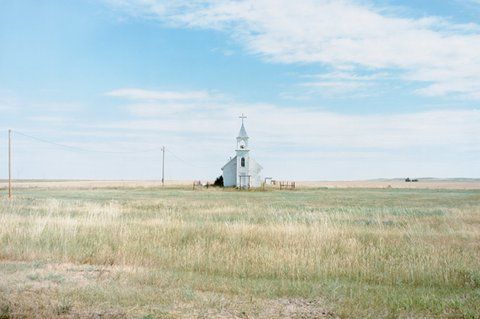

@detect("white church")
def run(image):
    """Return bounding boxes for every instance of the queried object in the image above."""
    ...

[221,115,263,188]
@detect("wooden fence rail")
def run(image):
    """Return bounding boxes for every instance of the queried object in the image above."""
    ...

[278,181,296,190]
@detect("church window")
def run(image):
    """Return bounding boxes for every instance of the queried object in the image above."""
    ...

[241,157,245,167]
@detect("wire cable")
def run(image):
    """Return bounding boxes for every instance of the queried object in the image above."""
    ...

[166,149,209,169]
[13,130,166,154]
[12,130,209,169]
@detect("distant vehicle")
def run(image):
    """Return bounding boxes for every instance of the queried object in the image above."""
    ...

[405,178,419,182]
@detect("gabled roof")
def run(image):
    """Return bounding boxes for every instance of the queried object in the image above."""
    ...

[250,158,263,171]
[237,123,248,138]
[221,156,237,170]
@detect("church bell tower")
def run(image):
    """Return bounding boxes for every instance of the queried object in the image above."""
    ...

[236,114,250,188]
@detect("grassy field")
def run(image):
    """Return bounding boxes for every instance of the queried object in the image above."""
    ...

[0,185,479,318]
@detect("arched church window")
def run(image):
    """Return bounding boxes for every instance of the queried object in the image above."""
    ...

[241,157,245,167]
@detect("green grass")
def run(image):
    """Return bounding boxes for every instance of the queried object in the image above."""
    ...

[1,187,479,318]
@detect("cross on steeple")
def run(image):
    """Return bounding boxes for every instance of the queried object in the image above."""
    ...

[239,113,247,125]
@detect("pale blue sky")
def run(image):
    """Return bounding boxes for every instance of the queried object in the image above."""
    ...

[0,0,479,180]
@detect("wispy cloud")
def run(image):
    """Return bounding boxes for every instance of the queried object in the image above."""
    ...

[3,87,479,179]
[0,91,31,113]
[103,88,480,153]
[299,71,388,96]
[104,0,480,99]
[106,88,213,100]
[106,88,224,117]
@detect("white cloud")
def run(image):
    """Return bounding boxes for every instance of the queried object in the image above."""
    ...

[122,102,195,117]
[105,0,480,99]
[299,71,387,95]
[75,92,479,179]
[106,88,226,117]
[28,116,72,124]
[4,86,479,179]
[101,88,480,153]
[0,91,29,112]
[106,88,213,100]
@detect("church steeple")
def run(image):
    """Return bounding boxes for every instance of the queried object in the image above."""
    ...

[238,122,248,138]
[238,113,248,138]
[236,113,249,150]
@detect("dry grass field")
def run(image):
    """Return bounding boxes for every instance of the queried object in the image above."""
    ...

[2,178,479,190]
[0,182,479,318]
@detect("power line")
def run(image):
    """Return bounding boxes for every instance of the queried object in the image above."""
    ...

[12,130,209,169]
[166,149,209,169]
[13,130,166,154]
[4,128,220,197]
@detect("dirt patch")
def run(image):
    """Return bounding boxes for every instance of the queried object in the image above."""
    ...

[259,298,336,319]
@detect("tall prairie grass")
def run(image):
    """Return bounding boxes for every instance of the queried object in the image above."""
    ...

[0,187,479,318]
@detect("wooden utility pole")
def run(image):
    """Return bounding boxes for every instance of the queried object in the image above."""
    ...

[8,129,12,199]
[161,146,165,187]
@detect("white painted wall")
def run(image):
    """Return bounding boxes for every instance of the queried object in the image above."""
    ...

[249,158,263,187]
[222,157,237,187]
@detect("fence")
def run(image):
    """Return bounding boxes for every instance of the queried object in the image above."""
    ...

[278,181,296,190]
[193,180,211,190]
